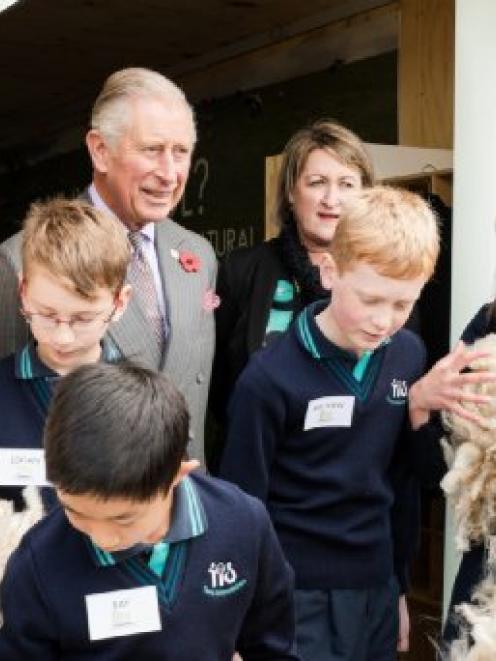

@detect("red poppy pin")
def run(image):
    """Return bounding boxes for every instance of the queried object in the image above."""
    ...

[171,249,201,273]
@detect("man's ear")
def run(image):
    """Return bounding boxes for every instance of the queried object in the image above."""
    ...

[86,129,111,174]
[111,284,132,322]
[319,253,338,290]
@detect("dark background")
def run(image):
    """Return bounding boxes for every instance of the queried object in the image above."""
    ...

[0,51,397,249]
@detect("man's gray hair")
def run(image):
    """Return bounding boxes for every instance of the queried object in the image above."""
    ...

[90,67,196,146]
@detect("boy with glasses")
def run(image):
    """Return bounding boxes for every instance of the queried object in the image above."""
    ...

[0,197,131,512]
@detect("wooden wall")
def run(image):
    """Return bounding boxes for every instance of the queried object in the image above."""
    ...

[398,0,455,148]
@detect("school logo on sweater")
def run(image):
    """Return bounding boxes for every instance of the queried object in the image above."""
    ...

[203,561,247,597]
[387,379,408,405]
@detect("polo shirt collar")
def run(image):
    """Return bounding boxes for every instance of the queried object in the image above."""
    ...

[15,338,121,381]
[90,475,208,568]
[295,300,390,365]
[15,343,58,380]
[89,183,155,243]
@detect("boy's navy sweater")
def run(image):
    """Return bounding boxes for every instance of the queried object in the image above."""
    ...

[219,302,426,591]
[0,342,118,511]
[0,472,298,661]
[0,349,57,510]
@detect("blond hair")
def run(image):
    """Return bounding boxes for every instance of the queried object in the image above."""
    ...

[22,198,131,299]
[276,119,374,228]
[330,186,440,280]
[90,67,196,146]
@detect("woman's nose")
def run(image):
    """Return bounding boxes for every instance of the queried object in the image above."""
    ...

[321,184,340,207]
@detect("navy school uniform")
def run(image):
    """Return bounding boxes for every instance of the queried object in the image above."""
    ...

[0,341,120,511]
[220,301,426,591]
[0,472,298,660]
[219,301,426,660]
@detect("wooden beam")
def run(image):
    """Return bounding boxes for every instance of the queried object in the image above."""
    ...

[180,3,399,101]
[398,0,454,148]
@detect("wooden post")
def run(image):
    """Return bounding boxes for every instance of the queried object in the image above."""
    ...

[398,0,455,148]
[265,154,283,240]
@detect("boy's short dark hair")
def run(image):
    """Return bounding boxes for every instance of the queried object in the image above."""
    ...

[44,362,190,500]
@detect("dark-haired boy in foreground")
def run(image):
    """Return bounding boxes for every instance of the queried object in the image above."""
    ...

[0,362,298,660]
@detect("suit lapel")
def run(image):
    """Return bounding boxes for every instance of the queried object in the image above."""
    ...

[155,221,202,379]
[108,295,161,368]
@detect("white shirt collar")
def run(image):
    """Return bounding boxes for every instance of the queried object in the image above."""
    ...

[88,183,155,243]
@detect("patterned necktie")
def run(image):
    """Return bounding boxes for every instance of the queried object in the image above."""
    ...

[127,231,164,358]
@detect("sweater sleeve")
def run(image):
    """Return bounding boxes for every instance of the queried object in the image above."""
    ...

[218,358,287,502]
[389,425,422,594]
[0,539,59,658]
[389,334,426,594]
[461,304,491,345]
[408,414,447,488]
[236,498,299,661]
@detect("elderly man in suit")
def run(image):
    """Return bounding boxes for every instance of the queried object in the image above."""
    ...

[0,68,217,465]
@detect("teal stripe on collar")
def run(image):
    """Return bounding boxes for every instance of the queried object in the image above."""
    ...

[17,338,120,382]
[121,543,187,609]
[90,541,116,567]
[89,476,206,570]
[20,345,32,379]
[297,309,320,359]
[182,476,207,537]
[352,351,372,382]
[31,378,52,413]
[322,349,384,402]
[163,543,187,604]
[16,343,58,380]
[148,541,170,577]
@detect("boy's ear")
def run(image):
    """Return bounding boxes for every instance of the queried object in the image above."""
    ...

[319,253,338,290]
[172,460,200,487]
[86,129,111,174]
[111,284,132,322]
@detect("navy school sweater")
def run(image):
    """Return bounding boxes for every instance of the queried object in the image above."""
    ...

[0,472,298,660]
[219,301,426,591]
[0,342,120,511]
[0,347,58,510]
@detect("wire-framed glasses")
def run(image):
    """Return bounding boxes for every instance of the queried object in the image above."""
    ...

[20,306,116,334]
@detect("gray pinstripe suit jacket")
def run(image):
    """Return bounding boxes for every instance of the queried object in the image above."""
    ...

[0,198,217,465]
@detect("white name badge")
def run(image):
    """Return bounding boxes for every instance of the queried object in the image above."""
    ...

[304,396,355,430]
[0,448,49,486]
[86,586,161,641]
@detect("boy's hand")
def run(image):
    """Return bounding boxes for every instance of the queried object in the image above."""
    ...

[408,342,496,429]
[397,595,410,653]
